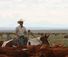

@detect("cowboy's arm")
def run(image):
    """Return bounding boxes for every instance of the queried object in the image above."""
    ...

[14,27,19,36]
[14,33,19,36]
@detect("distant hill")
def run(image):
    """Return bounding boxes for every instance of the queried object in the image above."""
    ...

[31,30,68,33]
[0,27,68,33]
[0,30,68,33]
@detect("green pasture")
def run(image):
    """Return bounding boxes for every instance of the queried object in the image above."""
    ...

[0,33,68,46]
[49,34,68,46]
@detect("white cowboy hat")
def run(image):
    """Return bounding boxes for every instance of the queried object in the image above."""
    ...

[17,19,25,24]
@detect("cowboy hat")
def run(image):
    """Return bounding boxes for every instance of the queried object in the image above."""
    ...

[17,19,25,24]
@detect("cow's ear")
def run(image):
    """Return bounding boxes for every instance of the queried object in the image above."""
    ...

[40,55,45,57]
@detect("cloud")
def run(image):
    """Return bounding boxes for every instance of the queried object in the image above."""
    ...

[0,12,13,18]
[15,4,26,8]
[0,0,67,10]
[0,1,13,8]
[0,17,14,27]
[38,4,45,9]
[1,9,68,25]
[14,0,22,2]
[65,4,68,8]
[0,0,68,27]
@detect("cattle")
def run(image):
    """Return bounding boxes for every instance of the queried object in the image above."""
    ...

[30,55,45,57]
[40,43,50,49]
[0,44,68,57]
[0,54,8,57]
[31,47,68,57]
[66,55,68,57]
[14,50,33,57]
[52,48,68,57]
[51,42,65,48]
[0,47,33,57]
[27,45,42,54]
[37,48,55,57]
[30,56,40,57]
[0,35,68,57]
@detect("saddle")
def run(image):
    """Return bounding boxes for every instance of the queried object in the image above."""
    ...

[11,37,28,47]
[11,38,18,47]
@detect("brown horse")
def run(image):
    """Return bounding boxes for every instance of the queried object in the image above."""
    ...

[40,34,50,45]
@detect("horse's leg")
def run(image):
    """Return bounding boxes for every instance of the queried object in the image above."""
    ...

[28,42,31,45]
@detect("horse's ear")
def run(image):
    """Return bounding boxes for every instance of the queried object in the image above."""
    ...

[45,34,47,37]
[47,34,50,37]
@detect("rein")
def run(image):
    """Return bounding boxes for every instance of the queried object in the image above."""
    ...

[29,32,43,45]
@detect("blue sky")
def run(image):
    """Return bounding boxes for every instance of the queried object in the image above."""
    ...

[0,0,68,29]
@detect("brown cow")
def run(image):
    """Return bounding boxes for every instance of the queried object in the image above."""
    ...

[40,43,50,49]
[66,55,68,57]
[52,48,68,57]
[35,47,68,57]
[0,47,33,57]
[30,55,45,57]
[0,44,68,57]
[14,50,33,57]
[51,42,65,48]
[0,54,8,57]
[37,48,55,57]
[27,45,42,54]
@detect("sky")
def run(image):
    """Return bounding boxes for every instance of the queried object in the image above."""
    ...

[0,0,68,29]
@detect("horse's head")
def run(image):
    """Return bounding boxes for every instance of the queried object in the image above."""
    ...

[40,34,50,45]
[40,34,50,41]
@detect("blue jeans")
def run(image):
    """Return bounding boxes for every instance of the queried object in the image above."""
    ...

[18,36,25,46]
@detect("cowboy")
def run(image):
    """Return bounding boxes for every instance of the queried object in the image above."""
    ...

[14,19,30,46]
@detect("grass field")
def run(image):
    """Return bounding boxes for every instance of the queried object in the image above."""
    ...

[49,34,68,46]
[0,33,68,46]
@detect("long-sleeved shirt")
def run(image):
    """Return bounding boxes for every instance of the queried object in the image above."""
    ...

[14,25,28,37]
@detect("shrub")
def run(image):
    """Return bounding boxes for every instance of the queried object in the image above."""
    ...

[64,35,68,38]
